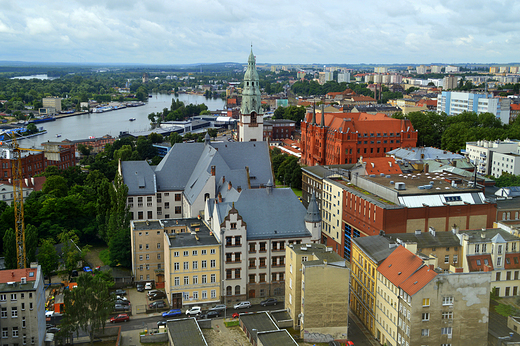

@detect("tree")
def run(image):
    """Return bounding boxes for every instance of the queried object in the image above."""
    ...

[148,132,164,144]
[207,128,218,139]
[25,224,38,264]
[169,132,183,146]
[42,175,69,198]
[62,273,115,345]
[58,230,89,282]
[77,144,92,157]
[37,238,58,283]
[2,228,16,269]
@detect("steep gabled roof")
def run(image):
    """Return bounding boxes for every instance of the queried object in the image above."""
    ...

[399,264,437,296]
[377,245,424,288]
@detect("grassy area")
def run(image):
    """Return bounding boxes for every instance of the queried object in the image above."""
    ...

[99,248,111,266]
[275,179,302,196]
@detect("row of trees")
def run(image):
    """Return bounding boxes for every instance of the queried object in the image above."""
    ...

[271,147,302,189]
[392,111,520,153]
[147,98,209,123]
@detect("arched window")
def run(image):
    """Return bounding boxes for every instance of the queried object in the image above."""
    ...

[235,285,240,295]
[251,112,257,125]
[226,286,232,296]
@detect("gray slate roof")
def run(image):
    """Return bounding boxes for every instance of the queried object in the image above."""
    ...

[121,161,157,196]
[216,187,311,240]
[167,318,207,346]
[304,192,321,223]
[354,236,398,264]
[385,231,461,248]
[388,147,463,161]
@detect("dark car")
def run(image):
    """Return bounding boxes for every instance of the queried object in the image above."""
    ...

[201,310,220,319]
[260,298,278,306]
[149,292,167,300]
[149,300,165,309]
[47,327,61,333]
[114,304,129,311]
[115,299,130,305]
[136,283,145,292]
[209,304,226,312]
[114,289,127,296]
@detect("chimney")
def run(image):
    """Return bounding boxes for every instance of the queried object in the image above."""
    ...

[424,163,429,173]
[218,193,222,203]
[222,176,225,183]
[228,181,232,190]
[237,186,242,192]
[429,264,434,270]
[211,166,216,176]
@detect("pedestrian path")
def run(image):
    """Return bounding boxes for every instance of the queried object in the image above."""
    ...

[348,311,380,346]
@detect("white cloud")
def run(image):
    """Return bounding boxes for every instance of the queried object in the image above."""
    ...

[0,0,519,64]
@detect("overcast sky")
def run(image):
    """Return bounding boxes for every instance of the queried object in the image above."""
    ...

[1,0,519,65]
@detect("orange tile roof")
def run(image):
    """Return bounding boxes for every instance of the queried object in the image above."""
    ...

[298,101,313,107]
[467,254,494,272]
[350,95,376,102]
[0,268,38,284]
[227,98,237,105]
[377,245,425,288]
[416,99,437,107]
[363,157,402,175]
[511,104,520,111]
[400,264,437,296]
[504,253,520,269]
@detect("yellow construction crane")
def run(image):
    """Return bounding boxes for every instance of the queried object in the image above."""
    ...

[1,133,60,269]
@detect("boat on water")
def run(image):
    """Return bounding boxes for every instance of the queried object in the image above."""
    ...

[56,134,61,137]
[28,116,56,124]
[129,118,136,121]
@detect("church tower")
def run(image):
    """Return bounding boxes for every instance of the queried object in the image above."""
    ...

[238,47,264,142]
[304,192,322,242]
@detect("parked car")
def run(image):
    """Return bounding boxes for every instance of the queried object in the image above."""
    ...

[260,298,278,306]
[149,292,167,300]
[234,301,251,309]
[115,299,130,306]
[114,304,129,311]
[45,310,55,317]
[136,283,145,292]
[232,312,245,319]
[185,306,202,316]
[116,296,128,301]
[209,304,226,312]
[162,309,182,318]
[145,282,153,290]
[83,266,92,273]
[47,327,61,333]
[110,313,130,323]
[201,310,220,319]
[147,289,161,297]
[157,320,167,326]
[114,289,127,296]
[346,342,355,346]
[149,300,165,309]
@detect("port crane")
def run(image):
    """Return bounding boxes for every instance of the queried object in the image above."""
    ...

[0,133,61,269]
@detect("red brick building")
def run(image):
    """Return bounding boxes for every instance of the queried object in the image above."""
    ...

[0,145,75,180]
[301,109,417,166]
[263,119,296,141]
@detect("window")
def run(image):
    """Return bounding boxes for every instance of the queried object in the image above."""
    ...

[202,250,207,255]
[184,262,189,270]
[175,193,181,201]
[184,276,189,285]
[139,244,143,250]
[183,251,189,256]
[139,265,143,271]
[157,253,161,260]
[496,272,501,281]
[210,274,216,283]
[498,245,503,254]
[475,244,480,253]
[442,297,454,305]
[453,255,458,264]
[210,249,216,254]
[211,290,216,298]
[498,257,502,266]
[421,312,429,321]
[157,243,161,249]
[174,251,179,257]
[249,243,256,253]
[249,274,255,283]
[193,250,198,256]
[259,273,266,282]
[12,307,18,318]
[441,327,452,336]
[202,275,207,284]
[202,291,207,299]
[202,260,207,268]
[193,261,198,270]
[422,298,430,307]
[210,260,216,268]
[175,206,181,214]
[29,303,33,310]
[11,293,17,301]
[22,316,25,328]
[0,294,5,301]
[421,329,429,336]
[12,327,18,337]
[2,328,7,338]
[174,277,180,286]
[193,276,198,284]
[174,262,180,270]
[146,254,149,260]
[442,311,453,319]
[444,255,449,264]
[146,264,150,270]
[1,307,6,318]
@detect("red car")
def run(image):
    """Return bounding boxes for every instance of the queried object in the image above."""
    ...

[346,341,355,346]
[110,313,130,323]
[232,312,248,319]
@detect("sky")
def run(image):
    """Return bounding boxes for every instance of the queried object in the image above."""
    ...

[1,0,519,66]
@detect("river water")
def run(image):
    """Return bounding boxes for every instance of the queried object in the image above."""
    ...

[18,93,226,148]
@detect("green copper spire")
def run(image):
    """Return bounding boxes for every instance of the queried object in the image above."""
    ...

[241,47,262,115]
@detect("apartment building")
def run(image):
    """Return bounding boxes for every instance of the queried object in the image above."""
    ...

[466,139,520,175]
[41,96,62,114]
[351,236,396,336]
[0,265,46,346]
[205,184,317,302]
[120,138,273,221]
[458,228,520,297]
[376,245,490,346]
[491,149,520,178]
[131,220,166,284]
[163,220,221,308]
[437,91,511,124]
[285,243,349,343]
[321,179,345,254]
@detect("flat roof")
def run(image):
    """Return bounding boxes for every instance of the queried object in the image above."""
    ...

[257,330,298,345]
[240,312,278,334]
[167,318,207,346]
[385,231,461,248]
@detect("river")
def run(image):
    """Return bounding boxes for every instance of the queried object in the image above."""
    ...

[18,93,226,148]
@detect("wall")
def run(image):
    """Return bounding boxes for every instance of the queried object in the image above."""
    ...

[140,332,168,343]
